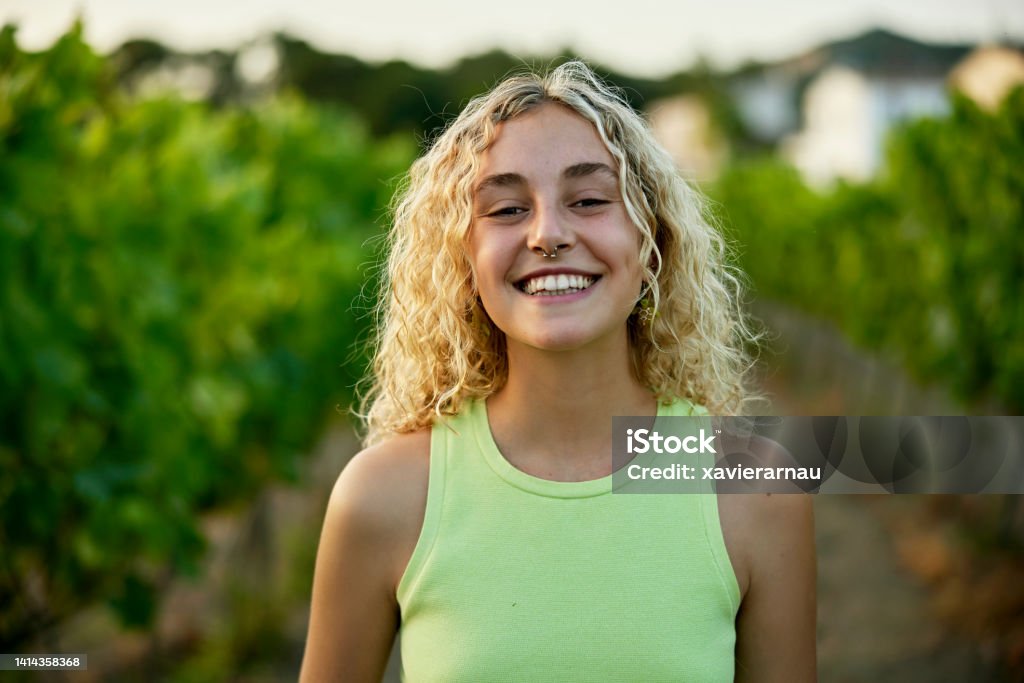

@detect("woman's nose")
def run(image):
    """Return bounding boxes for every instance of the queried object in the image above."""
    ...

[526,203,573,257]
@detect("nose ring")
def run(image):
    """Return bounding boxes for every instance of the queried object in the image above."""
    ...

[537,246,559,259]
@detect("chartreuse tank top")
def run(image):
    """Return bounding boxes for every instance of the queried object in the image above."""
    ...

[397,398,741,682]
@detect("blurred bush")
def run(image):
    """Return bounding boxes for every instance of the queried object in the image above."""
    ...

[711,87,1024,413]
[0,24,413,646]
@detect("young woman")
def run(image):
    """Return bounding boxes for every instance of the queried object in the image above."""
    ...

[301,61,816,682]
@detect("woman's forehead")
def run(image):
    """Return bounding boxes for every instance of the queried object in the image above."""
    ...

[479,103,616,177]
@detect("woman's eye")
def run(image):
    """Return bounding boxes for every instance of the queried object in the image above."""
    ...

[573,198,608,208]
[488,206,527,217]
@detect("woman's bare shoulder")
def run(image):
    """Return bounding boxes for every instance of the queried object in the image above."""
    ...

[720,493,817,681]
[718,493,814,598]
[325,429,432,587]
[333,429,432,505]
[301,430,432,681]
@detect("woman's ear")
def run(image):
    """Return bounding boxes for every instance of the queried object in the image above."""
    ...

[645,239,664,278]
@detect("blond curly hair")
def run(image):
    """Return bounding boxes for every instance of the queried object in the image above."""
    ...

[360,60,759,445]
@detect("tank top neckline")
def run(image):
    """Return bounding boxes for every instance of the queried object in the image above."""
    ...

[468,398,687,499]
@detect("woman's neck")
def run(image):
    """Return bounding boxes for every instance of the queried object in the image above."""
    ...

[485,336,656,480]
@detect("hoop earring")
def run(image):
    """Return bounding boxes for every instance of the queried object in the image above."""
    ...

[633,295,656,326]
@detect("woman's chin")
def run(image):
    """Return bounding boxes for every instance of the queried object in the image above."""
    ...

[509,326,629,355]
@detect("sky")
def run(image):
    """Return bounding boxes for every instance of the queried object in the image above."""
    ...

[3,0,1024,76]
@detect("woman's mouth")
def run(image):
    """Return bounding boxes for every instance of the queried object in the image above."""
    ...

[516,273,599,296]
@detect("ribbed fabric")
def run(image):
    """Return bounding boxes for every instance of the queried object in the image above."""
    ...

[397,399,741,682]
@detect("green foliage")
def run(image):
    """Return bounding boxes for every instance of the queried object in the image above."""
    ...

[887,90,1024,405]
[0,25,413,645]
[711,88,1024,411]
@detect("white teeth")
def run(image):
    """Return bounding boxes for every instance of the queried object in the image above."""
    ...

[520,273,596,296]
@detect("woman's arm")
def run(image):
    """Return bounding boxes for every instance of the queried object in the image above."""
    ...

[299,433,430,682]
[730,494,817,682]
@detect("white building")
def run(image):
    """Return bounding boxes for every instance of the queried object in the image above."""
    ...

[783,66,948,187]
[729,29,976,187]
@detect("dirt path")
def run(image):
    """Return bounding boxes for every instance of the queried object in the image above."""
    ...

[759,302,1011,681]
[814,495,989,682]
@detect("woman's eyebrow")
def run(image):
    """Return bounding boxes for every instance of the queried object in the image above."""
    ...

[474,162,617,196]
[563,162,617,180]
[474,172,525,195]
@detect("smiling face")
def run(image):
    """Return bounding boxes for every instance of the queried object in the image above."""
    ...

[468,103,645,354]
